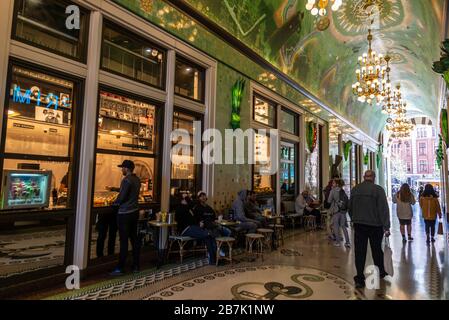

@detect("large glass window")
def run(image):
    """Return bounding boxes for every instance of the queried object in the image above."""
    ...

[170,111,201,201]
[93,90,161,208]
[175,58,205,102]
[97,91,157,155]
[280,142,297,200]
[419,143,427,155]
[1,65,80,211]
[253,95,276,127]
[253,133,275,195]
[101,21,166,89]
[280,109,298,135]
[13,0,88,61]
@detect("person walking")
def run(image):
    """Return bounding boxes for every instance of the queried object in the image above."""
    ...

[327,179,350,248]
[419,184,442,244]
[393,183,416,243]
[109,160,142,275]
[349,170,390,288]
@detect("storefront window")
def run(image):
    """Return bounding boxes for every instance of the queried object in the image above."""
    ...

[170,111,201,202]
[280,109,298,135]
[1,65,79,211]
[97,91,157,155]
[13,0,88,61]
[101,21,166,89]
[93,90,161,208]
[253,96,276,127]
[175,58,205,102]
[280,142,297,199]
[93,154,155,207]
[253,133,275,196]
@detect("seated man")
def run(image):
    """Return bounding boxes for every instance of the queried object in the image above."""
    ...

[231,190,258,233]
[193,191,231,238]
[175,194,217,265]
[244,191,267,227]
[296,190,322,227]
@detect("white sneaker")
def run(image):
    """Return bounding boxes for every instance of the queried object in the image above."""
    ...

[333,242,341,247]
[344,243,351,248]
[219,249,226,257]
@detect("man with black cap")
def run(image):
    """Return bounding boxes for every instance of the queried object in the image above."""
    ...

[108,160,142,275]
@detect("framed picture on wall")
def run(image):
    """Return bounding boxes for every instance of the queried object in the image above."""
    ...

[35,106,63,124]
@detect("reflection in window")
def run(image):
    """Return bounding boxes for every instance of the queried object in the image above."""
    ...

[6,66,74,157]
[0,220,67,279]
[280,109,298,135]
[253,96,276,127]
[170,112,200,200]
[175,58,205,102]
[93,154,155,207]
[101,21,166,88]
[97,91,157,155]
[14,0,87,60]
[280,142,296,198]
[253,134,274,194]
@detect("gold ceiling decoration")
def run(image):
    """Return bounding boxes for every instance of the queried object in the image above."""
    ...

[305,0,343,31]
[140,0,154,14]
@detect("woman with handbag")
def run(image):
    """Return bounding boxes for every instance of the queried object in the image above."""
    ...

[419,184,442,244]
[393,183,416,243]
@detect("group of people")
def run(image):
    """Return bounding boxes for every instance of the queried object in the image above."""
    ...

[393,183,442,244]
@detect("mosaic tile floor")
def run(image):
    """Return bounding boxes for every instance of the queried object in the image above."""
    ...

[13,206,448,300]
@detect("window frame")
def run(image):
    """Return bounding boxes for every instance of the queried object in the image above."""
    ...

[174,55,206,104]
[280,107,299,136]
[11,0,90,63]
[252,94,277,128]
[90,85,164,209]
[419,142,427,156]
[0,58,85,214]
[100,19,167,91]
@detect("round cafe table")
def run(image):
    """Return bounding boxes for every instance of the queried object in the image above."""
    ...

[149,220,177,268]
[216,220,239,227]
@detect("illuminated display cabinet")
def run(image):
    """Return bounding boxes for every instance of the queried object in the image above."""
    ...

[1,170,52,210]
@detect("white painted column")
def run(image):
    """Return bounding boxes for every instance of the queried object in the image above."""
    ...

[160,50,176,212]
[0,0,14,138]
[73,11,103,270]
[321,124,330,193]
[203,65,217,198]
[299,115,306,193]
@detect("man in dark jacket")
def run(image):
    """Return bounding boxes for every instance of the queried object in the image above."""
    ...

[109,160,142,275]
[349,170,390,288]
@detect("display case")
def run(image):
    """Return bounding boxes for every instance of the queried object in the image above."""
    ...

[1,170,52,210]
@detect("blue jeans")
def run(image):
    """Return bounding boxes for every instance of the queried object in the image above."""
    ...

[182,225,217,264]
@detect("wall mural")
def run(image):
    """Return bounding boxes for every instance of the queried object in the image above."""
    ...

[181,0,444,137]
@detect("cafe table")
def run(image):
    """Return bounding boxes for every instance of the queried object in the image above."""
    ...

[149,220,177,267]
[216,220,239,227]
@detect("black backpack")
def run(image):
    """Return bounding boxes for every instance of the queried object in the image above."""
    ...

[337,189,349,212]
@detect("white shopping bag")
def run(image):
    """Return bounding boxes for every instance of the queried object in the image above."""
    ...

[383,237,394,277]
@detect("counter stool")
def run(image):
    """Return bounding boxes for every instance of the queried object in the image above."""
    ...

[268,224,285,247]
[245,233,264,261]
[257,228,274,251]
[320,212,330,232]
[215,237,235,266]
[303,216,316,232]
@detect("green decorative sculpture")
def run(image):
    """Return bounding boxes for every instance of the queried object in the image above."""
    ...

[343,141,352,162]
[432,40,449,86]
[376,144,383,168]
[306,121,318,153]
[364,151,369,166]
[436,134,444,169]
[230,79,245,130]
[440,109,448,147]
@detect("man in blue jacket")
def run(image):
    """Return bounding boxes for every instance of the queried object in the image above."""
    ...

[108,160,142,275]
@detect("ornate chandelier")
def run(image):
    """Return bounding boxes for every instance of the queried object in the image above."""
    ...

[306,0,343,16]
[386,106,414,139]
[352,27,388,105]
[382,84,402,115]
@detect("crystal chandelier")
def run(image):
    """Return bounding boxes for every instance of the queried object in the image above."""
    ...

[352,27,388,104]
[306,0,343,16]
[382,84,403,115]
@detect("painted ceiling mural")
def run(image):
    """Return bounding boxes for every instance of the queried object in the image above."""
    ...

[179,0,445,137]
